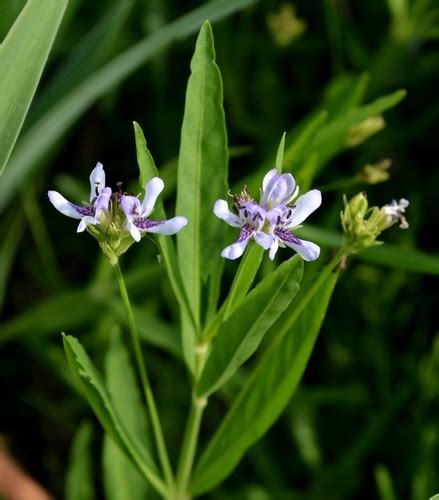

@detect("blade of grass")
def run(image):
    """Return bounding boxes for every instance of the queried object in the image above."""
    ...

[0,0,67,174]
[0,0,257,212]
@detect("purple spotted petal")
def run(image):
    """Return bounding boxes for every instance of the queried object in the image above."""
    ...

[120,194,141,218]
[221,224,254,260]
[254,231,273,250]
[286,189,322,227]
[265,206,288,227]
[89,162,105,202]
[48,191,89,220]
[136,216,187,235]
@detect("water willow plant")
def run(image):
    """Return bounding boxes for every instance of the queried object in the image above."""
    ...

[49,22,409,499]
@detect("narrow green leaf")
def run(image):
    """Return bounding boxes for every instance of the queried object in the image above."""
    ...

[134,121,159,190]
[176,20,228,329]
[134,121,196,369]
[275,132,286,172]
[191,272,338,494]
[0,0,254,212]
[321,72,370,117]
[311,89,406,170]
[196,255,303,397]
[62,334,166,496]
[102,330,151,500]
[202,243,265,342]
[65,422,96,500]
[0,0,67,174]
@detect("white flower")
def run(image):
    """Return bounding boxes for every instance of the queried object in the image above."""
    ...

[214,169,322,261]
[120,177,187,242]
[382,198,409,229]
[48,162,111,232]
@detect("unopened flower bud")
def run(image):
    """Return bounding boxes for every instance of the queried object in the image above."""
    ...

[345,116,385,147]
[357,159,391,185]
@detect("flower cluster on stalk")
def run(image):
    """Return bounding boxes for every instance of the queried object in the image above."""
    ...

[48,163,187,263]
[340,192,409,254]
[214,168,322,261]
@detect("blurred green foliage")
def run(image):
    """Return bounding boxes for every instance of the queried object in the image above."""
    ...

[0,0,438,499]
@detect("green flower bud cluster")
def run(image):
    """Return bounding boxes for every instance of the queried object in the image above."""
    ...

[340,192,409,255]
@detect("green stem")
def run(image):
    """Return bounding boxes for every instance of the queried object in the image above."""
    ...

[175,349,207,498]
[113,261,175,492]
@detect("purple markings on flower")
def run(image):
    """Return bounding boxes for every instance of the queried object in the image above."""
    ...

[120,177,187,242]
[383,198,409,229]
[214,168,322,261]
[265,189,322,261]
[48,162,112,233]
[214,199,272,260]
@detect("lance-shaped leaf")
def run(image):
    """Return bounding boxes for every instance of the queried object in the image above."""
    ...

[176,21,228,329]
[62,334,166,496]
[0,0,67,174]
[191,272,338,494]
[102,330,151,500]
[196,255,303,397]
[134,122,196,369]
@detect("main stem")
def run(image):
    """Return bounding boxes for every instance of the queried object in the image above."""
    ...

[114,261,175,492]
[175,349,207,498]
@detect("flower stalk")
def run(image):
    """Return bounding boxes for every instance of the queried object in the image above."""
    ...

[113,261,175,493]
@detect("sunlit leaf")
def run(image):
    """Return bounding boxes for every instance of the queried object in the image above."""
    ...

[191,272,337,494]
[62,334,166,496]
[102,330,151,500]
[0,0,67,174]
[197,255,303,397]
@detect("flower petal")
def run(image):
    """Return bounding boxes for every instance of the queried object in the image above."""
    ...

[254,230,273,250]
[142,177,164,216]
[221,238,250,260]
[77,216,97,233]
[213,199,241,227]
[89,162,105,201]
[126,221,141,242]
[262,168,278,192]
[286,189,322,227]
[261,169,296,208]
[94,187,112,212]
[120,195,141,217]
[146,216,188,235]
[282,237,320,261]
[269,239,279,260]
[48,191,83,220]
